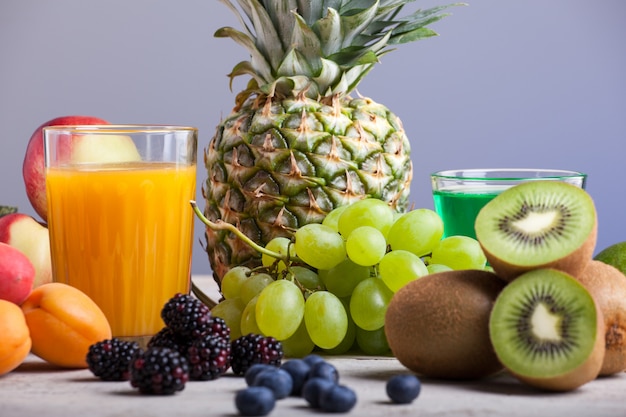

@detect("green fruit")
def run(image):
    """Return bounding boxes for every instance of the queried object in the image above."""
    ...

[203,1,462,282]
[594,241,626,276]
[0,206,17,218]
[475,181,597,282]
[489,268,605,391]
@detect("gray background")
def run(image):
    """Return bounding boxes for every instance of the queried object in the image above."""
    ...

[1,0,624,276]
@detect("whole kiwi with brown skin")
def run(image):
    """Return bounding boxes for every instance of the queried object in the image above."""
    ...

[384,269,506,380]
[577,259,626,376]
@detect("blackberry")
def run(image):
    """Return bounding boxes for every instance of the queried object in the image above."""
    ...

[86,338,142,381]
[207,316,231,341]
[161,293,212,339]
[148,327,192,356]
[186,333,231,381]
[230,333,283,376]
[130,347,189,395]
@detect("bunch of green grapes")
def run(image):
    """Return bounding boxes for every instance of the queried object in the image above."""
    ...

[210,198,488,357]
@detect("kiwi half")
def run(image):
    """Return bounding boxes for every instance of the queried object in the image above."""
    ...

[475,181,597,282]
[385,269,505,380]
[489,268,605,391]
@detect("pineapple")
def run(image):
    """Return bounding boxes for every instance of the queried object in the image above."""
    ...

[204,0,461,281]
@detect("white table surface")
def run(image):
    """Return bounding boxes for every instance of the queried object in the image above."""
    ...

[1,276,625,417]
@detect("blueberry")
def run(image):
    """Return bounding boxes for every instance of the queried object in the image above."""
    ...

[280,359,311,396]
[319,384,357,413]
[235,386,276,416]
[309,360,339,383]
[301,377,336,408]
[302,353,326,368]
[244,363,275,386]
[252,368,293,400]
[386,374,421,404]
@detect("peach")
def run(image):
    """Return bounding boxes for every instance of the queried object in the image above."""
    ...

[68,132,141,163]
[21,282,112,368]
[22,115,109,222]
[0,242,35,305]
[0,299,32,375]
[0,213,52,288]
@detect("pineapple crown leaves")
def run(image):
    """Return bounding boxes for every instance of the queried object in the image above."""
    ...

[216,0,465,102]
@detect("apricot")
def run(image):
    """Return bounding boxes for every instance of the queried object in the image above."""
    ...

[21,282,112,368]
[0,299,32,375]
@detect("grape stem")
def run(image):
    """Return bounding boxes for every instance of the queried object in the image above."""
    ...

[190,200,287,262]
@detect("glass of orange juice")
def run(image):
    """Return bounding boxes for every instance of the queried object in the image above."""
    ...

[43,125,197,346]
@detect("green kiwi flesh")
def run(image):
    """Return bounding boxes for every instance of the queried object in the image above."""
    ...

[475,181,597,281]
[489,268,604,391]
[385,269,505,380]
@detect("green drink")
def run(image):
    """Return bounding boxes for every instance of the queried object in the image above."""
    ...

[432,188,505,239]
[431,169,587,241]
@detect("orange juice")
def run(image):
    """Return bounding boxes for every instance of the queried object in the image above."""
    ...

[46,161,196,339]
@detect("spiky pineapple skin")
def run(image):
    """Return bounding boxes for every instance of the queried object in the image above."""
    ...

[204,94,413,281]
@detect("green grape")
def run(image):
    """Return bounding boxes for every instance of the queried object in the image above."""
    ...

[430,235,487,270]
[378,250,428,292]
[220,266,251,300]
[239,272,274,305]
[240,295,262,336]
[211,297,245,340]
[256,279,305,340]
[262,237,296,271]
[355,326,391,356]
[291,266,324,291]
[322,297,357,355]
[345,226,387,266]
[386,208,444,257]
[350,277,393,331]
[318,259,370,298]
[322,205,349,232]
[304,291,348,349]
[280,319,315,358]
[294,223,346,270]
[427,263,453,274]
[338,198,395,238]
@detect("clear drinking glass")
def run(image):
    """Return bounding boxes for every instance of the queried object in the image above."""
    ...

[431,168,587,239]
[44,125,198,346]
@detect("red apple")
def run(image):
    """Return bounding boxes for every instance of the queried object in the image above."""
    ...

[0,242,35,305]
[0,213,52,289]
[22,115,109,222]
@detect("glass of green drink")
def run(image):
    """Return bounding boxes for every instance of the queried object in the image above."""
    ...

[431,169,587,239]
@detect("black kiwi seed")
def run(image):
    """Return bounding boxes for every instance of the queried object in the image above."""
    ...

[512,286,578,360]
[497,202,570,246]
